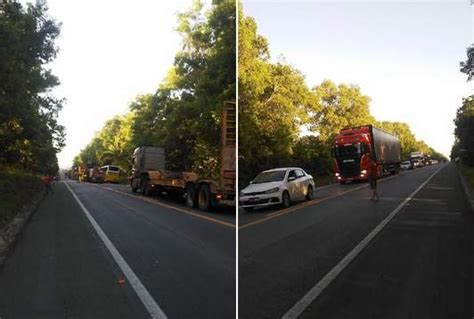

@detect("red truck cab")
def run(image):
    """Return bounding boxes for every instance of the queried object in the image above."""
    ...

[333,126,372,184]
[332,125,400,184]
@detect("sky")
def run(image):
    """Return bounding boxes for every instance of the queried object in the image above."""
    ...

[41,0,194,168]
[243,0,474,157]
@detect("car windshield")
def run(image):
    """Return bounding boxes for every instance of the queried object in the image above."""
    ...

[402,161,410,164]
[334,144,360,157]
[108,166,119,172]
[252,170,286,184]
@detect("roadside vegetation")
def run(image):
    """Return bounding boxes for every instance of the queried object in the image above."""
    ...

[453,45,474,187]
[0,1,64,226]
[73,1,235,181]
[0,168,43,229]
[238,4,444,187]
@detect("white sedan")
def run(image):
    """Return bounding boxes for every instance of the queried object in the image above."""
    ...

[239,167,315,212]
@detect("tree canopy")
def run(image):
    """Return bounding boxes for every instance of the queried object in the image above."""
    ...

[238,6,444,186]
[74,0,236,178]
[0,0,65,174]
[451,96,474,165]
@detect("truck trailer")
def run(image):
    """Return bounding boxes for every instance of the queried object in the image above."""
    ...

[130,101,236,211]
[332,125,401,184]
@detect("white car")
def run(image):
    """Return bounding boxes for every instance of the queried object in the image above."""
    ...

[239,167,315,212]
[400,161,413,170]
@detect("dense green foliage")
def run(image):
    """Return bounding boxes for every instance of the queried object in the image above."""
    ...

[451,96,474,166]
[238,7,444,187]
[0,166,43,228]
[74,0,235,178]
[0,0,64,174]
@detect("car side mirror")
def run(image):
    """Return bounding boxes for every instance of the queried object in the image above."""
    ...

[288,176,296,182]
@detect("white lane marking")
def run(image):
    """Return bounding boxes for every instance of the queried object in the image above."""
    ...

[64,182,167,319]
[282,165,445,319]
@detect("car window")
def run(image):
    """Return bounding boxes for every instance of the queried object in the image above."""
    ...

[253,170,286,183]
[288,170,297,181]
[296,169,305,178]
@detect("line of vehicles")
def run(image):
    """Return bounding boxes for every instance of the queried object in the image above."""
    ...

[68,165,121,183]
[68,102,236,213]
[239,124,440,212]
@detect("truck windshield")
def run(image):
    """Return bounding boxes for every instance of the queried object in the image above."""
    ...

[252,170,286,184]
[334,144,361,157]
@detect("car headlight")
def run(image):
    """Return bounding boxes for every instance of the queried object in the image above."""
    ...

[264,187,279,194]
[335,172,340,177]
[361,170,367,174]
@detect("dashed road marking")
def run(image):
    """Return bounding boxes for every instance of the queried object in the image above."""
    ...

[281,165,445,319]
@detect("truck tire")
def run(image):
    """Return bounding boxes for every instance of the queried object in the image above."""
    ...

[185,184,198,208]
[131,180,138,193]
[198,184,212,211]
[141,180,150,196]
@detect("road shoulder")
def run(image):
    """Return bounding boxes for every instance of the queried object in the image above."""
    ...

[457,164,474,212]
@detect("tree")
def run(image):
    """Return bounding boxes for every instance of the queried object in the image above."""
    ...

[0,0,64,174]
[238,7,313,185]
[453,96,474,165]
[459,45,474,81]
[308,80,375,142]
[74,1,236,178]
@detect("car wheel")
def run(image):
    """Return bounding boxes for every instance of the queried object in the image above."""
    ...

[305,185,314,200]
[282,191,291,208]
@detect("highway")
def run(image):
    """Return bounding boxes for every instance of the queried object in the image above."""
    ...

[239,163,474,319]
[0,180,235,319]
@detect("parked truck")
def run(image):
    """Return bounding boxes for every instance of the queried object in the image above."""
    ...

[88,167,105,183]
[332,125,401,184]
[130,101,236,211]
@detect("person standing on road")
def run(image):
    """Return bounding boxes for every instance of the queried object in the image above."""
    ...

[42,175,54,195]
[367,154,379,201]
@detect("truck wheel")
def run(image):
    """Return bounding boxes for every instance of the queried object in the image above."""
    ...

[141,181,150,196]
[305,185,314,201]
[198,184,212,211]
[282,191,291,208]
[185,184,198,208]
[131,180,138,193]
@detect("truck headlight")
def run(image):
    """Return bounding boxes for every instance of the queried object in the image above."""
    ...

[264,187,279,194]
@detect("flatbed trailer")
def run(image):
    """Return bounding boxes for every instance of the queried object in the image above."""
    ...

[130,101,236,211]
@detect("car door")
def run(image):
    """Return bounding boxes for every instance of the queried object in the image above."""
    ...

[286,170,298,199]
[295,169,307,199]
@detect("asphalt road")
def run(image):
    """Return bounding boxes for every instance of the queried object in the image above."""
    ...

[0,180,235,319]
[239,163,474,318]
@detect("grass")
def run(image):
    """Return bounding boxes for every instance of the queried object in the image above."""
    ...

[0,166,43,229]
[315,174,336,187]
[460,164,474,189]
